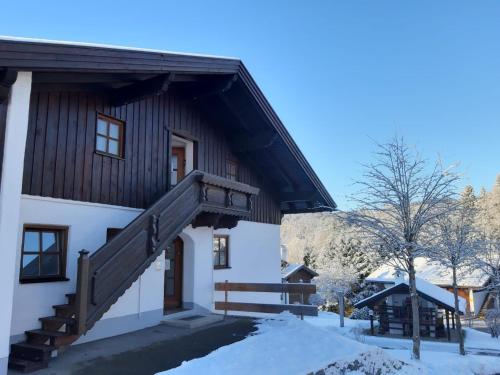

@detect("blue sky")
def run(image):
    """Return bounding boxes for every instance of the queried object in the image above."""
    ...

[2,1,500,209]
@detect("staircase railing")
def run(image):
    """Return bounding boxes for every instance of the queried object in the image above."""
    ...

[75,170,259,334]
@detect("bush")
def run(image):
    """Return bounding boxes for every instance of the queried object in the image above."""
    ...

[485,308,500,338]
[349,306,371,320]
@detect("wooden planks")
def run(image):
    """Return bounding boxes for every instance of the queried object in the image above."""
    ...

[22,89,281,224]
[214,302,318,317]
[215,282,316,294]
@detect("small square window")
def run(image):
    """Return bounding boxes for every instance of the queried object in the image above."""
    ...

[95,114,125,158]
[20,226,68,283]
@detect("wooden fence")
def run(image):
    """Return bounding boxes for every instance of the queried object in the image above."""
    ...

[214,281,318,317]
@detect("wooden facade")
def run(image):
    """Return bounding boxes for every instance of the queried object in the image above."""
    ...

[21,90,282,224]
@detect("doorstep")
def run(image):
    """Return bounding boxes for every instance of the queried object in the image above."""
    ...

[161,314,224,329]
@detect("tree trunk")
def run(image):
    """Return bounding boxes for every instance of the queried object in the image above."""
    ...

[408,256,420,360]
[452,267,465,355]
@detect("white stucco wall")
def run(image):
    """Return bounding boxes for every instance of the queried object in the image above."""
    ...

[180,221,282,316]
[11,195,167,343]
[0,72,32,375]
[11,195,282,344]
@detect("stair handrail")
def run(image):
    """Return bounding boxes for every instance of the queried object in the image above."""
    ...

[75,170,258,335]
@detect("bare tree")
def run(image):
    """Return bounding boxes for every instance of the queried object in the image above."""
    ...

[346,137,459,360]
[429,187,478,355]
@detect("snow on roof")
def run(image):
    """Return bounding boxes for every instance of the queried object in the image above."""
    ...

[281,263,318,279]
[0,35,239,61]
[366,257,489,288]
[410,277,467,313]
[356,276,466,313]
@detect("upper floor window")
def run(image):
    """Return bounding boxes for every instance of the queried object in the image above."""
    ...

[20,226,68,283]
[226,160,238,181]
[96,114,125,158]
[213,235,229,269]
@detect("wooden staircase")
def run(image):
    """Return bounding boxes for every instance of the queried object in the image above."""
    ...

[8,293,79,372]
[8,171,258,372]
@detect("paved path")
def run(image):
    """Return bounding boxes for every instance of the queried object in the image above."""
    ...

[12,317,257,375]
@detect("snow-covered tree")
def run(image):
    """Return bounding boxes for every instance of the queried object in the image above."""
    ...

[474,177,500,311]
[314,260,358,311]
[345,137,460,360]
[428,186,478,355]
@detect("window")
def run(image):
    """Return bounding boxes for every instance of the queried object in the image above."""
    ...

[213,235,229,269]
[226,160,238,181]
[96,114,125,158]
[20,226,68,283]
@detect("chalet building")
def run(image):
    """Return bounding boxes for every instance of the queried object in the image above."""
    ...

[366,258,489,315]
[0,37,335,373]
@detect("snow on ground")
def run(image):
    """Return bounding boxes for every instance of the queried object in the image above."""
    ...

[157,312,500,375]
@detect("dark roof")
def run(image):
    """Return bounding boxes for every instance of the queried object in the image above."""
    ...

[354,283,464,313]
[0,37,336,212]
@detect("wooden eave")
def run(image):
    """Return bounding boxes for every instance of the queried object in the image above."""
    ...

[354,283,462,314]
[0,38,336,212]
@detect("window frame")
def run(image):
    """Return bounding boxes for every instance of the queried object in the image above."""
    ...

[213,235,230,269]
[226,159,238,182]
[95,113,125,159]
[19,225,69,284]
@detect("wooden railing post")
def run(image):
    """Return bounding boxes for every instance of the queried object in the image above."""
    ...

[75,249,90,335]
[224,279,228,317]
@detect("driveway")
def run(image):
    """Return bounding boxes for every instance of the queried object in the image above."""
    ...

[12,317,257,375]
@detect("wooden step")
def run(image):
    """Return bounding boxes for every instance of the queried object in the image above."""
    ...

[10,342,54,362]
[39,316,76,332]
[65,293,76,305]
[25,329,74,347]
[52,304,75,318]
[8,356,48,373]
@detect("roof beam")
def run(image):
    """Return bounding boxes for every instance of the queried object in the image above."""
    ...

[0,69,17,104]
[110,73,172,106]
[192,74,238,100]
[232,129,278,153]
[279,190,318,202]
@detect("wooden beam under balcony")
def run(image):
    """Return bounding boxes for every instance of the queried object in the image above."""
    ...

[0,69,17,104]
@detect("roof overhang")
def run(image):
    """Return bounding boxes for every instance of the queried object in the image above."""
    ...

[354,283,465,314]
[0,37,336,213]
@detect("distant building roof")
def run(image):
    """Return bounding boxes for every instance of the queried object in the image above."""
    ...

[355,277,466,313]
[366,258,489,288]
[281,263,318,280]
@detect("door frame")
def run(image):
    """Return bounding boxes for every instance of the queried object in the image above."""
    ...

[164,237,184,311]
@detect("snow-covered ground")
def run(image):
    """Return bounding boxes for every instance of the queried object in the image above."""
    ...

[157,312,500,375]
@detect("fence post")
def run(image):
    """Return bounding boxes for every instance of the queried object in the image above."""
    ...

[224,279,228,317]
[75,249,90,335]
[369,309,374,335]
[338,291,345,328]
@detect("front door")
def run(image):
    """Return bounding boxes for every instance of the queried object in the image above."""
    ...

[171,147,186,186]
[164,237,183,310]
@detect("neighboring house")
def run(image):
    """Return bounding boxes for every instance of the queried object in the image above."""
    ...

[472,278,500,316]
[0,37,336,373]
[355,277,466,341]
[281,262,318,304]
[366,257,488,314]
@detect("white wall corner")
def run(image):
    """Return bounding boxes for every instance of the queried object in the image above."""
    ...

[0,71,32,371]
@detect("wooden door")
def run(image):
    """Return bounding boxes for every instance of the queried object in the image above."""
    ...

[171,147,186,185]
[164,237,183,310]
